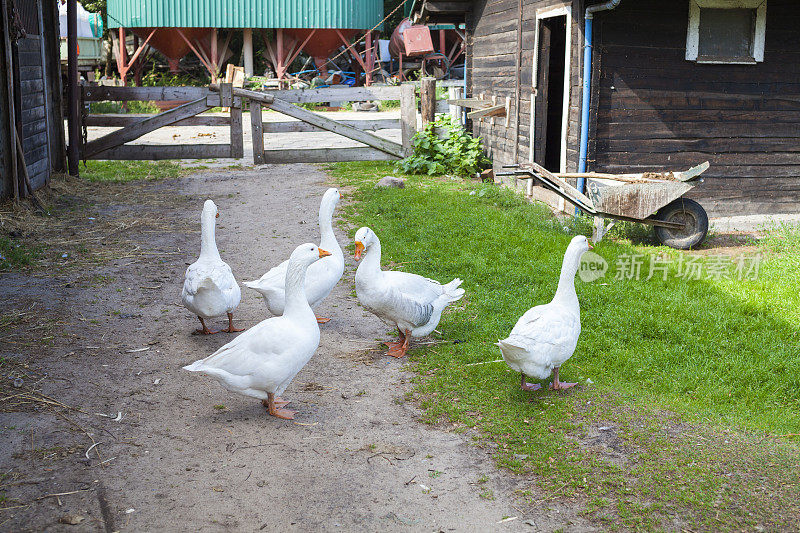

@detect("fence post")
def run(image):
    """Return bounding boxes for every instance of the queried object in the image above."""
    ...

[420,77,436,126]
[400,83,416,155]
[250,99,264,164]
[230,96,243,158]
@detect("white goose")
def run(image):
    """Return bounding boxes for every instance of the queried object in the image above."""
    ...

[183,243,331,419]
[243,188,344,323]
[497,235,592,392]
[181,200,242,335]
[354,227,464,358]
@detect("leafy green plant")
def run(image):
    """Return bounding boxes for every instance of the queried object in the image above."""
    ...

[396,115,490,178]
[141,71,205,87]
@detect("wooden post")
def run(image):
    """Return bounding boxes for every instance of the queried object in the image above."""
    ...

[250,100,264,164]
[400,83,416,154]
[1,0,18,198]
[67,0,80,176]
[230,96,243,158]
[420,77,436,126]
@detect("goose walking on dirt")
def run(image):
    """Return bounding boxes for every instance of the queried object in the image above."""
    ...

[353,227,464,358]
[243,188,345,324]
[497,235,592,392]
[183,243,331,419]
[181,200,242,335]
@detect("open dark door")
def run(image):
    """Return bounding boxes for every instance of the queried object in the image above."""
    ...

[534,15,567,172]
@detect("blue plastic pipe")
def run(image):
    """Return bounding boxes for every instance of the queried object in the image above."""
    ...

[576,0,622,215]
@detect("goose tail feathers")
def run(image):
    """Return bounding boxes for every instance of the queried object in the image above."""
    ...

[442,278,465,303]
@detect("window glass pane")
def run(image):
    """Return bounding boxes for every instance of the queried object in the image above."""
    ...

[698,8,754,58]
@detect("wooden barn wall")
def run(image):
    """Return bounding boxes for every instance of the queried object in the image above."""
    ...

[468,0,583,174]
[0,0,64,201]
[18,34,50,190]
[592,0,800,216]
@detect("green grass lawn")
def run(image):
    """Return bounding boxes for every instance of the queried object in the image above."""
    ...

[328,161,800,530]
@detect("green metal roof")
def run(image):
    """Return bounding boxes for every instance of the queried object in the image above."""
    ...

[107,0,383,29]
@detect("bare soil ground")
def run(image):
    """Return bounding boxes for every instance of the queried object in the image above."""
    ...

[0,166,591,532]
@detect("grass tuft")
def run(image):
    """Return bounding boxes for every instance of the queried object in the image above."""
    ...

[80,160,188,183]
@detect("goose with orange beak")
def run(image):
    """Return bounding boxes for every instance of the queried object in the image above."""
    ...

[353,227,464,358]
[181,200,243,334]
[497,235,593,394]
[184,244,331,419]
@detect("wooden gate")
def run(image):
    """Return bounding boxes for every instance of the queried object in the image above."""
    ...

[81,83,243,160]
[238,85,418,164]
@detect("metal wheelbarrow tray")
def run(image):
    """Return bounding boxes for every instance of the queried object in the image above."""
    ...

[498,161,711,250]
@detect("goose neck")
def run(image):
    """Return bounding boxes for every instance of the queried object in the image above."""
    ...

[200,212,221,261]
[319,201,338,251]
[553,248,581,307]
[361,239,382,275]
[283,259,313,316]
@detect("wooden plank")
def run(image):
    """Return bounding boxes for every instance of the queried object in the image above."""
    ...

[82,85,212,102]
[257,86,402,103]
[230,97,243,158]
[250,102,264,164]
[264,97,406,158]
[467,104,506,119]
[421,77,436,125]
[90,144,232,160]
[83,97,214,158]
[262,118,400,133]
[84,114,231,127]
[400,83,417,153]
[262,147,400,164]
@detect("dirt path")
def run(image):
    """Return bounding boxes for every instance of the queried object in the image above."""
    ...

[0,166,586,531]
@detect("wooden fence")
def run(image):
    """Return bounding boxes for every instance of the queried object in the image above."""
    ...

[80,79,461,164]
[81,84,243,160]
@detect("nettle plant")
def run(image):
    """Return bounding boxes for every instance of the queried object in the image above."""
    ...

[396,115,490,178]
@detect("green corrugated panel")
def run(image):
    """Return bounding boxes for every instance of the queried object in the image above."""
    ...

[107,0,383,29]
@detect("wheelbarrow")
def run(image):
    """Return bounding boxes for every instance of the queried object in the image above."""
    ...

[497,161,711,250]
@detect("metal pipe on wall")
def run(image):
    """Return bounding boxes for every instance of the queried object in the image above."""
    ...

[577,0,622,200]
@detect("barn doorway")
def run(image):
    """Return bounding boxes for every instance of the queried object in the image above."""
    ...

[533,10,570,173]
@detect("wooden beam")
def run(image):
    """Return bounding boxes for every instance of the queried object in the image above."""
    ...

[89,144,231,160]
[250,102,264,164]
[229,96,243,158]
[420,77,436,125]
[83,97,213,158]
[248,86,402,103]
[82,85,211,101]
[84,114,231,127]
[263,96,406,158]
[262,118,400,133]
[263,147,400,164]
[447,98,486,108]
[400,83,417,153]
[467,104,506,119]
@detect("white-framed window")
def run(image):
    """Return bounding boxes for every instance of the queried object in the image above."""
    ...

[686,0,766,64]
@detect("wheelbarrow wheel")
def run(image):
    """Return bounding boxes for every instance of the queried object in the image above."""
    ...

[653,198,708,250]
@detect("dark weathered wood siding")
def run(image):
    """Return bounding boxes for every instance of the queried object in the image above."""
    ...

[591,0,800,215]
[0,0,64,200]
[469,0,583,172]
[18,35,50,189]
[468,0,800,216]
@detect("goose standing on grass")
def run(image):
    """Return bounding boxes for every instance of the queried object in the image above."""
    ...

[497,235,592,392]
[243,188,344,323]
[353,227,464,358]
[183,243,331,419]
[181,200,242,335]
